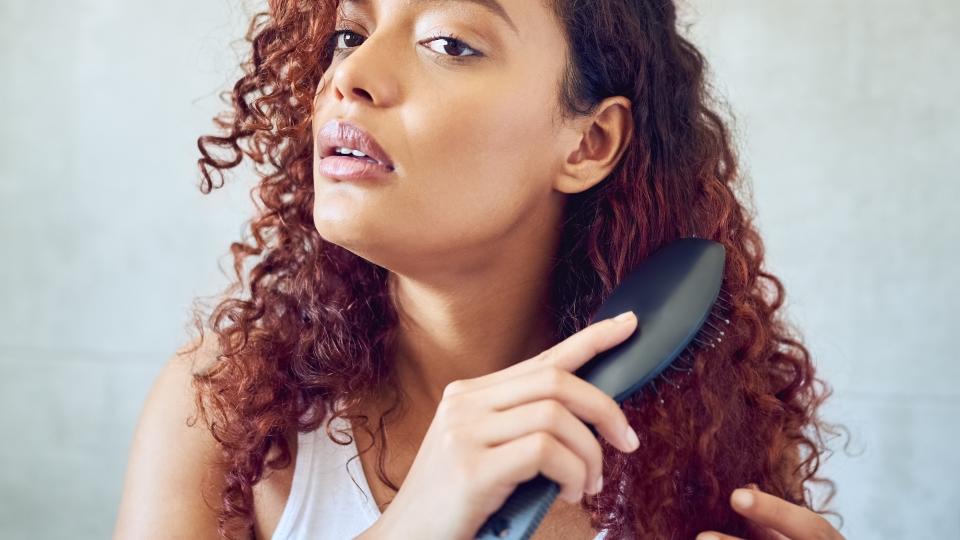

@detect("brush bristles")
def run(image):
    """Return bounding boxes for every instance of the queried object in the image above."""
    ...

[646,286,733,404]
[688,287,732,351]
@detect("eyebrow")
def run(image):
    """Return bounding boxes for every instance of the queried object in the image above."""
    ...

[340,0,519,36]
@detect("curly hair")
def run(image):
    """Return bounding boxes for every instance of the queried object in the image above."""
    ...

[184,0,848,538]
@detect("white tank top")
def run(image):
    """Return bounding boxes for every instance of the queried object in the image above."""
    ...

[270,409,608,540]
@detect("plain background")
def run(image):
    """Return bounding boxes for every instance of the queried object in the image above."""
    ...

[1,0,957,538]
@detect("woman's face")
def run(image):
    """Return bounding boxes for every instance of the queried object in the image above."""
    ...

[310,0,612,276]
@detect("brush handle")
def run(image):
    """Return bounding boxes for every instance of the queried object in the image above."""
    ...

[474,421,604,540]
[473,238,726,539]
[474,475,559,540]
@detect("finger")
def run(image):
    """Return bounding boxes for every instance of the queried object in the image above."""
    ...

[739,485,800,540]
[483,430,588,504]
[696,532,744,540]
[697,524,788,540]
[473,365,638,453]
[729,487,842,540]
[748,525,792,540]
[472,399,604,495]
[540,310,638,373]
[743,517,792,540]
[441,311,638,397]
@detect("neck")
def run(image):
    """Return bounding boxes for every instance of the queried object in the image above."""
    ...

[384,225,563,416]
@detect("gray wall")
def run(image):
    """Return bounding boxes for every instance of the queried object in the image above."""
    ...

[686,1,960,536]
[1,0,956,538]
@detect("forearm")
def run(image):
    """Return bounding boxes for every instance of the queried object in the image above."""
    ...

[353,508,464,540]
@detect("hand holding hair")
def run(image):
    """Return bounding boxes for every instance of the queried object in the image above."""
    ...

[696,484,846,540]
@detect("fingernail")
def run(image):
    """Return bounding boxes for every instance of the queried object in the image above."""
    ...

[732,489,754,510]
[613,310,635,323]
[623,425,640,451]
[697,534,720,540]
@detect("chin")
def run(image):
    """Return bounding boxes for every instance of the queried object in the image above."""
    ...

[312,212,384,262]
[312,217,362,249]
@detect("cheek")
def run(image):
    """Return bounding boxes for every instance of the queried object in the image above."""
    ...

[396,93,556,237]
[309,76,557,251]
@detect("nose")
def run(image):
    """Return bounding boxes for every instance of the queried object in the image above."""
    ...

[325,33,400,108]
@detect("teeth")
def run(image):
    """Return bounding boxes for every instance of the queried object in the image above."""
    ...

[335,146,369,158]
[329,145,391,168]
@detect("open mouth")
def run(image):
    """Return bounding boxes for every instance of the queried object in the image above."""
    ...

[316,120,396,172]
[333,154,380,165]
[318,150,395,180]
[321,147,394,171]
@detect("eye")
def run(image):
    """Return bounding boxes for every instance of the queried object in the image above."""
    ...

[422,32,482,59]
[325,28,483,61]
[327,29,365,54]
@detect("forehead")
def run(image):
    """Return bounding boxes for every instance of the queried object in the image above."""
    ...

[336,0,569,71]
[337,0,542,38]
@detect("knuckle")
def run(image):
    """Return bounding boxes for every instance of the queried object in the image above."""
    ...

[596,317,622,337]
[813,518,840,540]
[589,437,603,466]
[572,461,587,489]
[576,463,588,492]
[442,380,466,398]
[810,528,832,540]
[435,397,453,418]
[540,367,565,393]
[439,426,470,450]
[435,393,465,420]
[543,400,566,425]
[568,463,587,500]
[589,318,609,330]
[583,442,602,485]
[609,391,625,412]
[769,500,789,522]
[609,401,628,429]
[537,347,556,365]
[531,432,552,460]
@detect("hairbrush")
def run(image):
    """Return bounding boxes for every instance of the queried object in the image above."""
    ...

[474,237,731,539]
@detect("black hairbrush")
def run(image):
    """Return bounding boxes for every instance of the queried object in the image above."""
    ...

[474,237,731,540]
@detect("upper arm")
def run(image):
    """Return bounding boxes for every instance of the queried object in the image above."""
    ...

[113,335,233,540]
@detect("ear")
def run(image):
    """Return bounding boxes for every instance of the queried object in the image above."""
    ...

[553,96,634,195]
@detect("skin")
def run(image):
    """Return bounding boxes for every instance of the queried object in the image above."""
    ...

[311,0,632,410]
[309,0,845,538]
[698,484,847,540]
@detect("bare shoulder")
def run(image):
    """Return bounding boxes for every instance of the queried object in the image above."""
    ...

[172,331,223,376]
[113,333,236,540]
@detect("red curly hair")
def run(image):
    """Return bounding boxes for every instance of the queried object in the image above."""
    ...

[184,0,847,538]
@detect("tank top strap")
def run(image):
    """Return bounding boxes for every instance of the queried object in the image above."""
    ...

[271,403,381,540]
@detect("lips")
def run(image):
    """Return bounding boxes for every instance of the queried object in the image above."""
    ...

[316,119,395,171]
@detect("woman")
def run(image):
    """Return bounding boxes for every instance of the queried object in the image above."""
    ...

[114,0,847,538]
